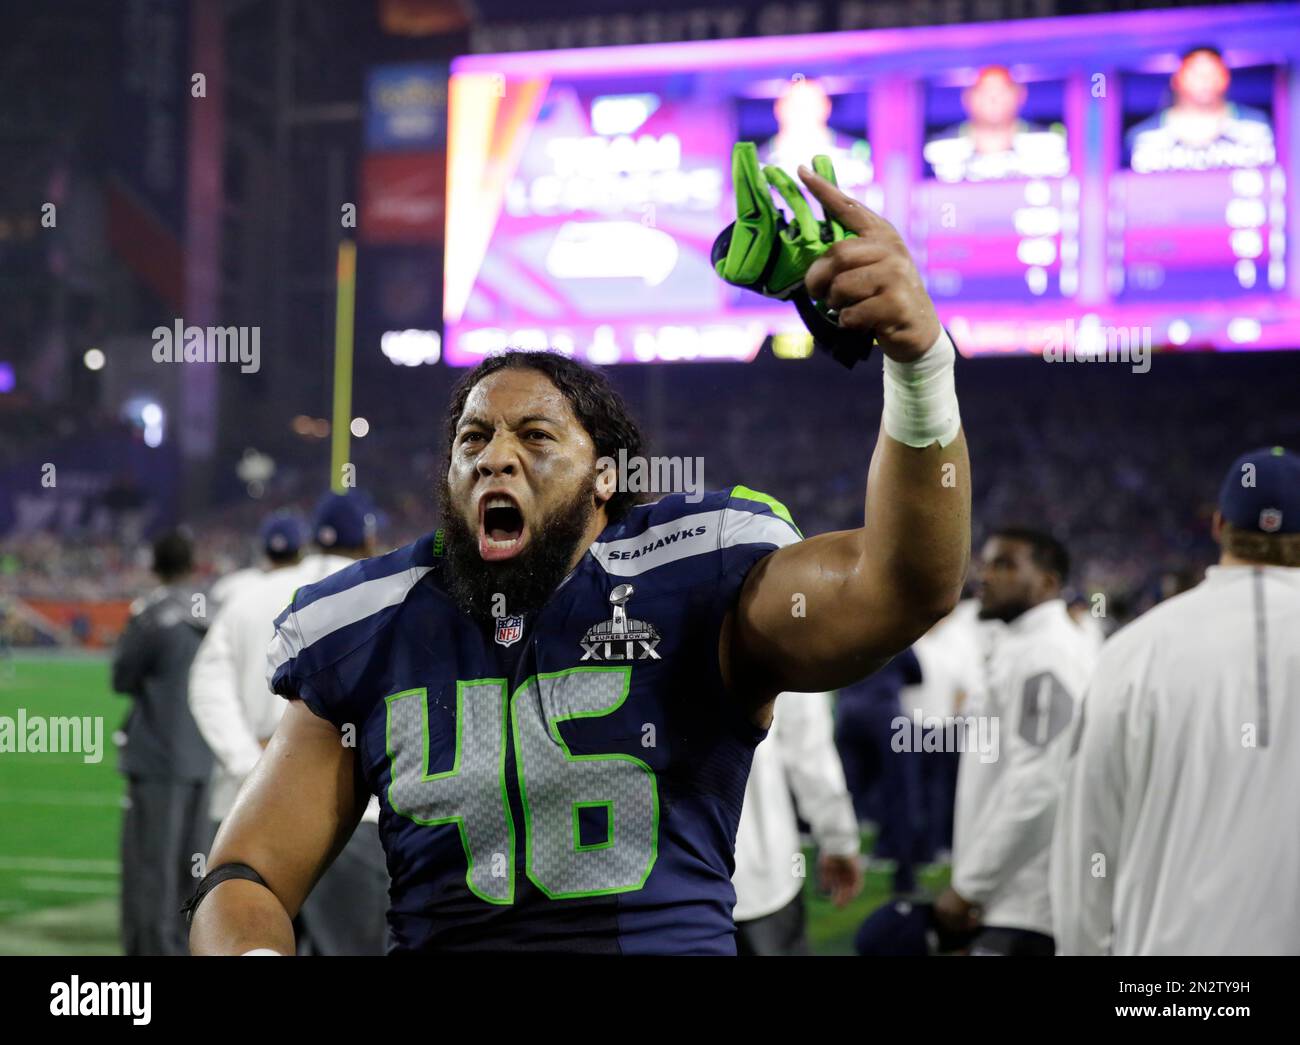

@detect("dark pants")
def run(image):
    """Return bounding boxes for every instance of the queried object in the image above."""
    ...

[836,696,927,892]
[969,926,1056,956]
[297,821,389,956]
[735,894,812,957]
[922,744,960,855]
[121,775,211,956]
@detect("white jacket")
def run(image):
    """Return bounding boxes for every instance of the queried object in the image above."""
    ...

[208,566,264,613]
[912,598,991,719]
[951,599,1096,936]
[189,553,361,821]
[732,692,859,923]
[1051,565,1300,955]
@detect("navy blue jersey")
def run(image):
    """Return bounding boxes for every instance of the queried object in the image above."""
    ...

[267,487,801,954]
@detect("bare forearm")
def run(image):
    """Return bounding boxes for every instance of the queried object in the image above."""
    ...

[861,422,970,629]
[795,167,969,630]
[189,879,295,956]
[185,700,367,955]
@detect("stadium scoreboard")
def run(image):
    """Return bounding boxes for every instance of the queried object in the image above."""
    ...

[443,3,1300,363]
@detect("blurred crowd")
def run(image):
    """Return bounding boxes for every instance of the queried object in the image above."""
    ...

[3,349,1299,640]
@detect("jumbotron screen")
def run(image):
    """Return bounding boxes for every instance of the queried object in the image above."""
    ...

[443,3,1300,364]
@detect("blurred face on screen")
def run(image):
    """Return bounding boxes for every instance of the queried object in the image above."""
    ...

[1172,50,1231,108]
[976,536,1052,623]
[440,368,605,619]
[963,66,1025,128]
[775,79,832,133]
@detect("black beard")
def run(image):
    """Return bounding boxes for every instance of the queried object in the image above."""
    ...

[437,474,597,623]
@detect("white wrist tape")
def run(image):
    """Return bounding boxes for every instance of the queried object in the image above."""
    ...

[882,328,961,448]
[241,948,283,956]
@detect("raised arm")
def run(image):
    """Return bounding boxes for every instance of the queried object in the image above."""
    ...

[725,168,970,706]
[188,699,368,955]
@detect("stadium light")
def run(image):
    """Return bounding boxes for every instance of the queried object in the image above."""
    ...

[381,329,441,366]
[1167,320,1191,346]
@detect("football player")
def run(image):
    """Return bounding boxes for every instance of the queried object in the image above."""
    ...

[188,167,971,955]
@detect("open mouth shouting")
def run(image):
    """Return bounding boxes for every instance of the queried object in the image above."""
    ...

[477,490,528,561]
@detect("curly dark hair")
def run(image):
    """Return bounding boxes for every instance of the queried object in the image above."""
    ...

[443,351,647,523]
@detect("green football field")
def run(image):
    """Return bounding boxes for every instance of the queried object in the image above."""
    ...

[0,655,124,954]
[0,654,946,956]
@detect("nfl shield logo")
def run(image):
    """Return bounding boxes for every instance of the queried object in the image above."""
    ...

[495,614,524,647]
[1259,507,1283,533]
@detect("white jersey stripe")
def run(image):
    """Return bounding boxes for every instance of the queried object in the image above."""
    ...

[267,564,432,678]
[720,508,801,554]
[589,506,799,578]
[589,510,721,577]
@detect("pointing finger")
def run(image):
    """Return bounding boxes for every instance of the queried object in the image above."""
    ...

[810,155,846,242]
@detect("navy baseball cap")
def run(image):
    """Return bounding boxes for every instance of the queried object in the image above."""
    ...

[259,511,306,556]
[1218,446,1300,535]
[854,899,981,956]
[312,492,377,550]
[854,900,931,956]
